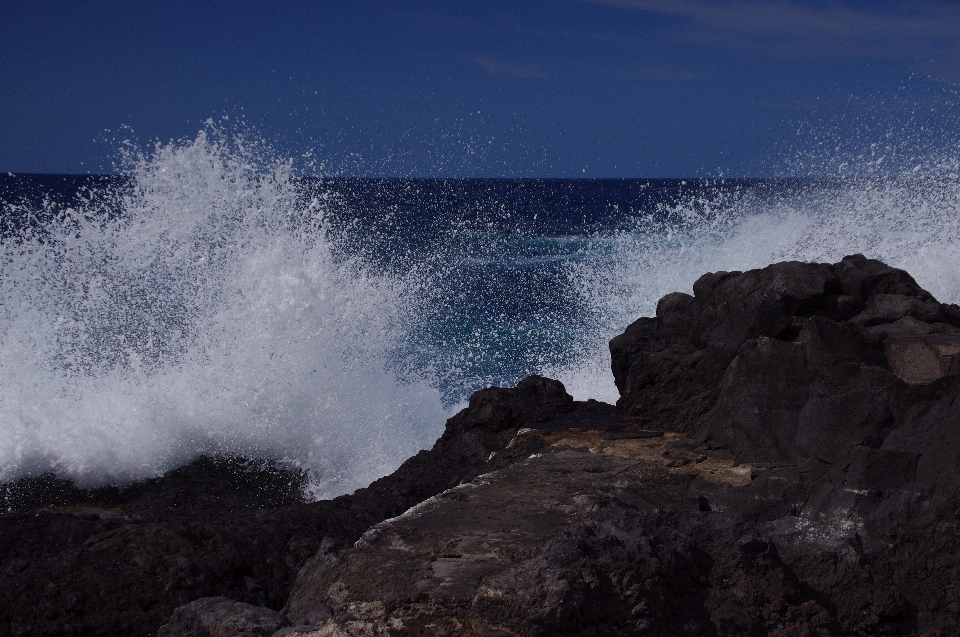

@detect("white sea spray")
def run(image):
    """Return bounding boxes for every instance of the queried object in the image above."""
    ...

[0,126,450,498]
[551,175,960,402]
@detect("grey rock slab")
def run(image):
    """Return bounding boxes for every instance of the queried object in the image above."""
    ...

[285,439,839,636]
[288,450,642,621]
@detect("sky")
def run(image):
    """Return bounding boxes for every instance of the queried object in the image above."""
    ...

[1,0,959,177]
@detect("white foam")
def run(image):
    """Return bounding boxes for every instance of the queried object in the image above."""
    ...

[4,124,958,494]
[0,126,450,498]
[553,176,960,402]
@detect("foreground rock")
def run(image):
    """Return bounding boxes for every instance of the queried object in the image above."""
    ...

[285,434,809,636]
[282,256,960,636]
[0,377,601,637]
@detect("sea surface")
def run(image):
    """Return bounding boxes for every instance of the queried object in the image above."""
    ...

[2,131,959,498]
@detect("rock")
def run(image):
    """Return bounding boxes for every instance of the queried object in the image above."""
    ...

[884,333,960,383]
[271,618,403,637]
[158,597,286,637]
[342,375,585,526]
[0,458,319,637]
[0,377,598,637]
[283,255,960,636]
[607,254,960,635]
[700,315,902,466]
[833,254,934,300]
[285,436,837,636]
[609,254,960,433]
[439,374,575,439]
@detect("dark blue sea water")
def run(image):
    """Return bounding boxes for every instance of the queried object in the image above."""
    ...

[302,177,803,402]
[2,133,958,497]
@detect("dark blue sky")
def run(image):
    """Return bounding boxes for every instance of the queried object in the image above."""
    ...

[2,0,958,176]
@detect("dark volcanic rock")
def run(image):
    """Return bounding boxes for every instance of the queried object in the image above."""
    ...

[0,458,321,637]
[0,376,592,637]
[609,254,960,432]
[607,254,960,634]
[286,446,839,636]
[6,255,960,637]
[283,255,960,636]
[157,597,286,637]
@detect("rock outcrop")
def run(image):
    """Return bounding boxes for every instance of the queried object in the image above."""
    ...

[284,437,829,636]
[281,255,960,636]
[0,377,600,637]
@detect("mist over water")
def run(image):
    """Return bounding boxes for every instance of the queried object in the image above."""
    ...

[545,89,960,401]
[552,175,960,402]
[0,129,450,497]
[1,123,958,498]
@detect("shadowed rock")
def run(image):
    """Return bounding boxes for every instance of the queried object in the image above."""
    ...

[609,254,960,432]
[158,597,285,637]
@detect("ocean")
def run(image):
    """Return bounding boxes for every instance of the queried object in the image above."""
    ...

[2,129,959,498]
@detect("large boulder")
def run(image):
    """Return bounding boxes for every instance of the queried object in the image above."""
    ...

[610,254,960,432]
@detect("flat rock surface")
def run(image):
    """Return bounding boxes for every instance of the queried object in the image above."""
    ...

[287,432,829,636]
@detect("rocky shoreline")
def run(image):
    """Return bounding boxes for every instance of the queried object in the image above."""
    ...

[3,254,960,636]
